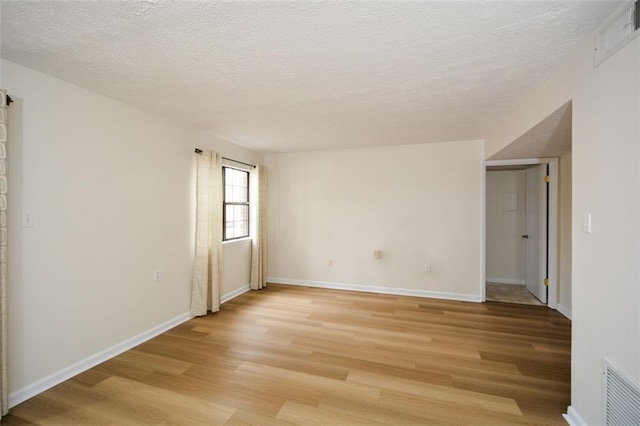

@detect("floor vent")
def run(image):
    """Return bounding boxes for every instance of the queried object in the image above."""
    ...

[605,359,640,425]
[594,1,639,67]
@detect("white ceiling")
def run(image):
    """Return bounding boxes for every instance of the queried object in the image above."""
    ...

[0,1,622,153]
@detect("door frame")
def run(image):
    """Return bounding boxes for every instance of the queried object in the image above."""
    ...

[482,157,558,309]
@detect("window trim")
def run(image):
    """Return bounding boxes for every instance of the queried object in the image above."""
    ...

[222,166,250,241]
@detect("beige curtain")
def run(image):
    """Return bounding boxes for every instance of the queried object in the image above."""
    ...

[0,90,8,416]
[250,165,267,290]
[190,151,223,316]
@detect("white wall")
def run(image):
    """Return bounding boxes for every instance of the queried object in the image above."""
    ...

[485,171,525,284]
[221,239,252,301]
[486,31,640,424]
[3,60,262,399]
[557,153,572,317]
[571,35,640,425]
[265,140,484,300]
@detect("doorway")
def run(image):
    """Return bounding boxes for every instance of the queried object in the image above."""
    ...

[483,158,558,309]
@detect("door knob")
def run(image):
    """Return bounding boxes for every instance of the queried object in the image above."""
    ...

[522,234,530,239]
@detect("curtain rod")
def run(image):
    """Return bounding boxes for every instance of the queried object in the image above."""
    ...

[194,148,256,168]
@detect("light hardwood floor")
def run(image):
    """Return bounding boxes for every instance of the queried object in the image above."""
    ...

[5,284,571,425]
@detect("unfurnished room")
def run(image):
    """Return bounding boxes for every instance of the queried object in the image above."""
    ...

[0,1,639,425]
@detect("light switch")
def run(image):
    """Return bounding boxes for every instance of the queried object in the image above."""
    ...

[582,212,592,234]
[22,212,34,227]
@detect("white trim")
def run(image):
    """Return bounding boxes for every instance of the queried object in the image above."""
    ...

[557,304,572,320]
[485,158,552,167]
[222,236,252,246]
[221,284,251,304]
[267,277,482,303]
[481,163,486,302]
[547,158,559,310]
[485,277,525,285]
[8,312,192,408]
[563,406,587,426]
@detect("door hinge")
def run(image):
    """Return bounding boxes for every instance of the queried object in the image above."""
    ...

[544,278,549,286]
[544,175,550,183]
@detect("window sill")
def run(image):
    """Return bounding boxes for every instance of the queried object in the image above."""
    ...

[222,237,252,246]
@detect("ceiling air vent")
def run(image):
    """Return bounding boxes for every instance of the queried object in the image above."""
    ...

[594,1,639,67]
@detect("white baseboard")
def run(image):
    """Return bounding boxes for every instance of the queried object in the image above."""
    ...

[9,286,252,408]
[557,303,572,320]
[221,284,251,304]
[485,277,525,285]
[267,277,482,303]
[563,406,587,426]
[8,312,192,409]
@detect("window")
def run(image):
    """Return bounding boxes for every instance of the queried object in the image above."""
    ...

[223,166,249,240]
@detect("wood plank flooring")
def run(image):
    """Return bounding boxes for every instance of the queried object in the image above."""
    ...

[4,284,571,425]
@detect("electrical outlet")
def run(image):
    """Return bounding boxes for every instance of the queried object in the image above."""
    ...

[424,264,431,272]
[327,259,333,267]
[153,270,161,282]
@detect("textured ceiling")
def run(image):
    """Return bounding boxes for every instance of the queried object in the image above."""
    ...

[0,1,622,153]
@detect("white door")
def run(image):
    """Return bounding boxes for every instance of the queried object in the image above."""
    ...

[524,164,548,303]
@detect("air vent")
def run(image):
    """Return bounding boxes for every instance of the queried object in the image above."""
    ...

[604,359,640,425]
[594,1,640,67]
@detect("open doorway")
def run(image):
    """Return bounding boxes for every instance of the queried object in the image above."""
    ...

[481,101,571,318]
[484,159,559,308]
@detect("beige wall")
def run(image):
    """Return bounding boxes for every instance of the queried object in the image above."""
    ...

[6,16,637,424]
[221,239,252,301]
[265,140,485,300]
[486,32,640,424]
[485,170,525,284]
[557,153,572,317]
[571,36,640,425]
[3,60,262,398]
